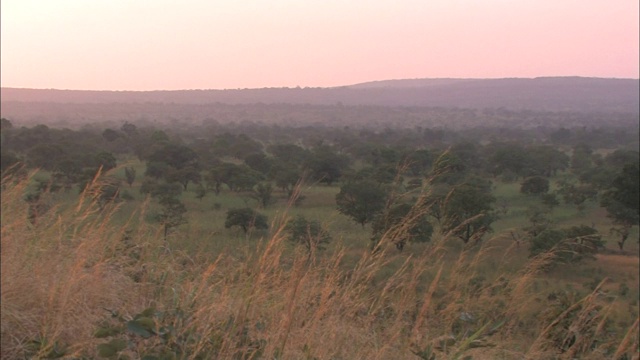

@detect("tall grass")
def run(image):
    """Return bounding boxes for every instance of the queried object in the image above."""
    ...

[1,174,638,359]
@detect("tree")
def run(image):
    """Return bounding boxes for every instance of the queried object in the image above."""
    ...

[529,226,603,265]
[600,162,639,250]
[166,165,201,190]
[225,208,269,234]
[520,176,550,196]
[102,128,121,142]
[540,192,560,209]
[285,215,331,256]
[140,179,183,199]
[124,166,136,187]
[372,203,433,250]
[306,145,350,185]
[441,177,497,244]
[251,182,275,208]
[151,130,170,143]
[523,205,553,238]
[405,149,433,176]
[26,143,65,170]
[244,152,272,175]
[270,161,302,192]
[351,165,398,185]
[268,143,310,166]
[487,143,531,180]
[570,143,593,175]
[94,178,121,210]
[0,117,13,131]
[155,196,188,240]
[145,143,201,190]
[207,163,263,193]
[528,145,569,177]
[0,151,22,175]
[194,183,207,201]
[52,157,83,190]
[94,152,117,172]
[335,179,388,228]
[145,161,170,179]
[430,151,467,185]
[529,229,566,259]
[557,180,598,211]
[120,122,138,137]
[147,143,198,171]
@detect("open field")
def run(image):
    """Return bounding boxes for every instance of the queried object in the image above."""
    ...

[2,165,638,359]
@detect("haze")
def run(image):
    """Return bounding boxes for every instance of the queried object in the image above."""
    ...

[1,0,638,91]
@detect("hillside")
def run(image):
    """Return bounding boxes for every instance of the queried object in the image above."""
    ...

[2,77,638,113]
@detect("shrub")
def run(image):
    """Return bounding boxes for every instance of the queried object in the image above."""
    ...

[285,215,331,255]
[224,207,268,233]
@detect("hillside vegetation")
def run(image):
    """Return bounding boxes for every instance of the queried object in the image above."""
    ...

[1,112,638,359]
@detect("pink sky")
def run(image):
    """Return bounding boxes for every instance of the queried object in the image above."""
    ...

[1,0,638,91]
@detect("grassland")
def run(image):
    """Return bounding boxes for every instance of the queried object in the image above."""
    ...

[1,166,638,359]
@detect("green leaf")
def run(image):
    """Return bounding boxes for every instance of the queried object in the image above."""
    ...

[97,339,126,358]
[97,344,118,358]
[127,317,155,338]
[137,307,157,319]
[94,326,123,338]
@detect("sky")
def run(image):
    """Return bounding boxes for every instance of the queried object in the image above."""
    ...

[1,0,638,91]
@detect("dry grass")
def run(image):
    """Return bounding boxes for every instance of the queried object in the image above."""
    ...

[1,174,638,359]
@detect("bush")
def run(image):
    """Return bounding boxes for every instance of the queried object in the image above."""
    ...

[285,215,331,255]
[224,207,268,233]
[520,176,550,196]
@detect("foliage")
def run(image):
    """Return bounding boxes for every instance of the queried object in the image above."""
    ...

[140,178,183,199]
[208,163,264,193]
[101,128,121,142]
[371,202,433,250]
[600,162,639,249]
[194,183,207,201]
[124,166,136,187]
[540,192,560,209]
[251,182,275,208]
[94,152,117,172]
[524,205,553,238]
[556,180,598,210]
[224,208,269,233]
[306,145,350,185]
[155,196,188,239]
[145,142,201,190]
[335,179,388,227]
[520,176,550,196]
[285,215,331,255]
[529,226,603,264]
[440,177,497,244]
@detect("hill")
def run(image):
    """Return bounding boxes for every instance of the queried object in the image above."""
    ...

[2,77,638,113]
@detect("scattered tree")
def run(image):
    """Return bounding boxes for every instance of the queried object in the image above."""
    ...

[335,179,388,228]
[600,162,639,250]
[251,182,275,208]
[372,203,433,250]
[124,166,136,187]
[520,176,550,196]
[155,196,188,240]
[441,177,497,244]
[285,215,331,256]
[225,208,269,234]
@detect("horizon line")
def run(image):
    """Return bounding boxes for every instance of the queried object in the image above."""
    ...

[2,76,638,93]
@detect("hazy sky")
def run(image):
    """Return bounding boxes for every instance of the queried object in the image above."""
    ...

[2,1,638,90]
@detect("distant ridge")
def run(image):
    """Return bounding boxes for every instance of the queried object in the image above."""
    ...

[2,77,638,113]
